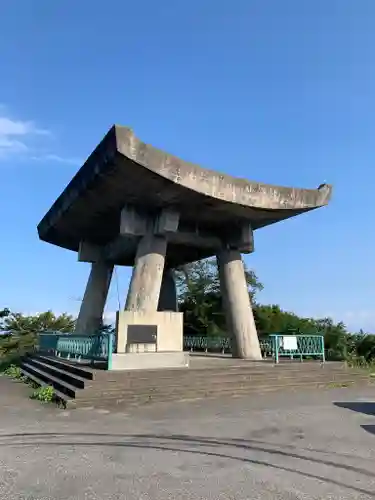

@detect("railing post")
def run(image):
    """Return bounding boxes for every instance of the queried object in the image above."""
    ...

[107,332,113,371]
[56,335,61,357]
[275,335,279,364]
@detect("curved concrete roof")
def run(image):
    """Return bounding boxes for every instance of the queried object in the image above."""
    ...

[37,125,332,257]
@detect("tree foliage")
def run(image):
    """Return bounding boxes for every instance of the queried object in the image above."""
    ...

[1,310,75,336]
[175,258,263,336]
[176,259,375,362]
[1,258,375,363]
[253,304,315,335]
[0,310,75,357]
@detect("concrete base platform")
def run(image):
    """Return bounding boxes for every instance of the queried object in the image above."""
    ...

[111,352,190,371]
[20,353,373,414]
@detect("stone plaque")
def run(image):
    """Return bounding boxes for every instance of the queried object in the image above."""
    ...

[127,324,157,344]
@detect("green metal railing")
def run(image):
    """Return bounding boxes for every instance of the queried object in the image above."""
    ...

[183,335,272,354]
[183,334,325,363]
[37,332,324,369]
[183,336,232,353]
[269,334,325,363]
[37,331,115,370]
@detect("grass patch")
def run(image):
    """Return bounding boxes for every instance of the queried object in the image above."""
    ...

[2,362,39,389]
[3,363,25,380]
[30,385,55,403]
[345,356,375,380]
[327,381,352,389]
[0,354,22,374]
[1,358,57,403]
[346,356,375,370]
[1,355,65,407]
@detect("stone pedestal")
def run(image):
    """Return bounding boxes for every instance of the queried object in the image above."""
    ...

[116,310,183,352]
[111,352,189,370]
[113,310,188,370]
[217,249,262,360]
[75,261,113,334]
[125,234,167,312]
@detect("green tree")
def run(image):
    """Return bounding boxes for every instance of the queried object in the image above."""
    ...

[175,257,263,336]
[174,259,359,362]
[0,308,10,318]
[313,318,348,360]
[346,331,375,363]
[0,310,76,358]
[253,304,317,335]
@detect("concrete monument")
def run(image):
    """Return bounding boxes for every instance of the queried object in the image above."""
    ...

[38,126,332,367]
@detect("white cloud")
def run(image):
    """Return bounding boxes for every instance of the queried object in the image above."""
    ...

[0,136,28,155]
[30,153,82,166]
[0,115,50,159]
[104,311,117,324]
[0,116,49,137]
[0,109,77,165]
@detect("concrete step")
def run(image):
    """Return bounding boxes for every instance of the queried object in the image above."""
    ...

[80,368,364,393]
[20,366,76,406]
[73,378,373,409]
[98,365,351,385]
[79,372,370,399]
[20,355,372,410]
[20,361,81,399]
[30,354,95,380]
[24,357,89,389]
[79,369,363,393]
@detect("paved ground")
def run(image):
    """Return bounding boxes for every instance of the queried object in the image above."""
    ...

[1,376,375,500]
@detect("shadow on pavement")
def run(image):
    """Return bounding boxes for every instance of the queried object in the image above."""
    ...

[361,425,375,436]
[0,432,374,497]
[333,401,375,416]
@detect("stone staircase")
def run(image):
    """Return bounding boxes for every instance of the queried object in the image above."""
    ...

[20,353,372,409]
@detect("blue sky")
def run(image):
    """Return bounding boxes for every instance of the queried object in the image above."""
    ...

[0,0,374,331]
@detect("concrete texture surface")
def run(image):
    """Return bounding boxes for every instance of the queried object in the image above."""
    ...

[37,125,332,258]
[74,260,113,334]
[1,376,375,499]
[125,234,167,312]
[217,248,261,359]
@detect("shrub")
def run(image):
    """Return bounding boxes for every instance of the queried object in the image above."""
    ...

[3,363,23,379]
[31,385,55,403]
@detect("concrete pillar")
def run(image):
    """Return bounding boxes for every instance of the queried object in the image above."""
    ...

[125,234,167,312]
[158,268,178,312]
[217,249,262,360]
[75,261,114,334]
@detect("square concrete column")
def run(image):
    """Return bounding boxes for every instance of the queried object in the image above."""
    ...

[217,249,262,360]
[158,268,178,312]
[75,261,114,334]
[125,234,167,312]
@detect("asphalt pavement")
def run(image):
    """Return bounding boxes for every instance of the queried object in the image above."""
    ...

[1,376,375,499]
